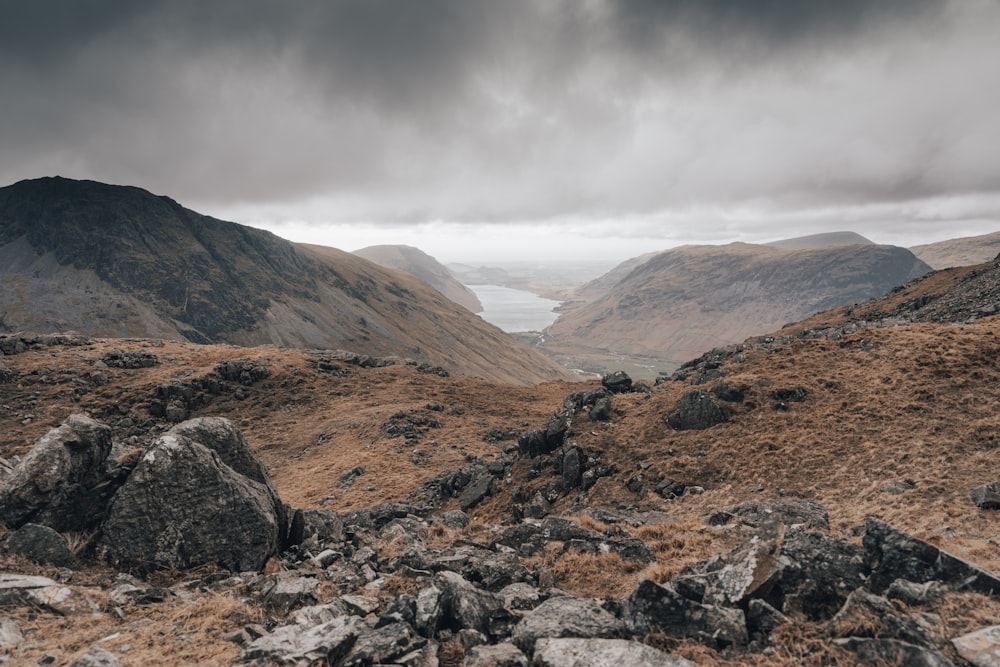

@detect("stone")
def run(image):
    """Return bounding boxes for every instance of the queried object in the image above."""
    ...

[828,587,939,648]
[263,576,320,614]
[864,517,1000,595]
[545,410,572,449]
[0,414,113,532]
[511,595,625,654]
[464,642,528,667]
[710,500,829,530]
[589,397,612,421]
[242,615,362,665]
[518,429,553,458]
[102,428,281,572]
[69,647,124,667]
[533,638,696,667]
[601,371,633,394]
[746,598,789,640]
[561,446,582,490]
[771,529,866,621]
[459,474,494,512]
[834,637,955,667]
[436,571,513,639]
[0,359,16,383]
[498,582,543,612]
[952,625,1000,667]
[287,507,344,547]
[971,483,1000,510]
[4,523,76,567]
[625,579,748,648]
[711,381,744,403]
[886,579,948,606]
[342,622,426,666]
[0,619,23,647]
[665,390,726,430]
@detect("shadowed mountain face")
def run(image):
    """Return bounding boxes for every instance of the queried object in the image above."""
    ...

[352,244,482,313]
[910,231,1000,269]
[544,241,932,368]
[0,177,573,385]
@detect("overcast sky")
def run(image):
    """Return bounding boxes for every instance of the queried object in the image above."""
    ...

[2,0,999,263]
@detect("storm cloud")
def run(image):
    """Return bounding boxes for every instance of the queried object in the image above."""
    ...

[1,0,998,258]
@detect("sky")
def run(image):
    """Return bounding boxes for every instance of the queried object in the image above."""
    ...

[2,0,999,264]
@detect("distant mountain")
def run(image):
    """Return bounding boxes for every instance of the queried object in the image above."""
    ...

[765,231,873,250]
[910,231,1000,269]
[544,242,931,368]
[352,244,482,313]
[0,177,573,385]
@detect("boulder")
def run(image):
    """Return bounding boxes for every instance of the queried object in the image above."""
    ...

[287,507,344,547]
[707,500,829,530]
[242,615,362,666]
[0,619,23,648]
[533,638,696,667]
[864,517,1000,595]
[0,359,16,383]
[971,483,1000,510]
[465,642,528,667]
[436,570,513,639]
[833,637,955,667]
[952,625,1000,667]
[601,371,633,394]
[769,529,866,620]
[0,414,113,532]
[589,396,612,421]
[886,579,948,606]
[511,596,625,654]
[828,587,939,648]
[561,446,582,490]
[459,474,494,512]
[625,579,748,648]
[69,647,124,667]
[665,390,726,430]
[4,523,76,567]
[102,427,281,572]
[342,621,426,666]
[517,429,553,458]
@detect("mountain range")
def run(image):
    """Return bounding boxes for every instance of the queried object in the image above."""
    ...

[352,244,482,313]
[0,177,571,385]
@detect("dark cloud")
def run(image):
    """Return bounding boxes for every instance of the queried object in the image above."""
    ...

[0,0,996,242]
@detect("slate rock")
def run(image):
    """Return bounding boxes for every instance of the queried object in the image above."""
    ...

[665,390,726,430]
[4,523,76,567]
[828,587,939,648]
[545,410,572,449]
[533,638,696,667]
[518,429,553,458]
[769,529,866,621]
[952,625,1000,667]
[601,371,633,394]
[263,576,320,614]
[746,598,789,640]
[625,579,748,648]
[709,500,829,530]
[511,595,625,654]
[0,414,113,532]
[342,621,426,666]
[864,517,1000,595]
[711,381,744,403]
[886,579,948,606]
[834,637,955,667]
[561,446,582,491]
[464,642,528,667]
[971,483,1000,510]
[103,429,281,572]
[242,615,362,666]
[288,507,344,547]
[0,359,16,383]
[0,618,23,647]
[460,474,494,512]
[589,397,612,421]
[69,647,124,667]
[436,570,514,639]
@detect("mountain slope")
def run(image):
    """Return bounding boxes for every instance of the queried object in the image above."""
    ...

[543,242,931,372]
[0,177,573,385]
[910,230,1000,269]
[352,244,482,312]
[765,230,873,249]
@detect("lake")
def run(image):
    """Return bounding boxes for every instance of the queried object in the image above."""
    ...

[467,284,562,333]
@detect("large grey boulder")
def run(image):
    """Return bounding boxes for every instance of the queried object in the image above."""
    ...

[952,625,1000,667]
[102,422,282,572]
[533,638,696,667]
[436,570,513,639]
[625,579,748,649]
[864,517,1000,595]
[4,523,76,567]
[464,642,528,667]
[241,615,363,666]
[0,359,16,383]
[0,414,113,532]
[665,390,726,430]
[511,596,625,654]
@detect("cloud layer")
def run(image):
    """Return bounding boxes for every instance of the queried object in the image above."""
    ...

[2,0,998,257]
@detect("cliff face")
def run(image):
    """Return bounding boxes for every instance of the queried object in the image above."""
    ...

[545,242,932,364]
[0,177,573,385]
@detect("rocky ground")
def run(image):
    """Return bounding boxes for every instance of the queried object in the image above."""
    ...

[3,257,1000,666]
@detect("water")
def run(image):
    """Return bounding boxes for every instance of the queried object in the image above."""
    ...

[468,284,561,332]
